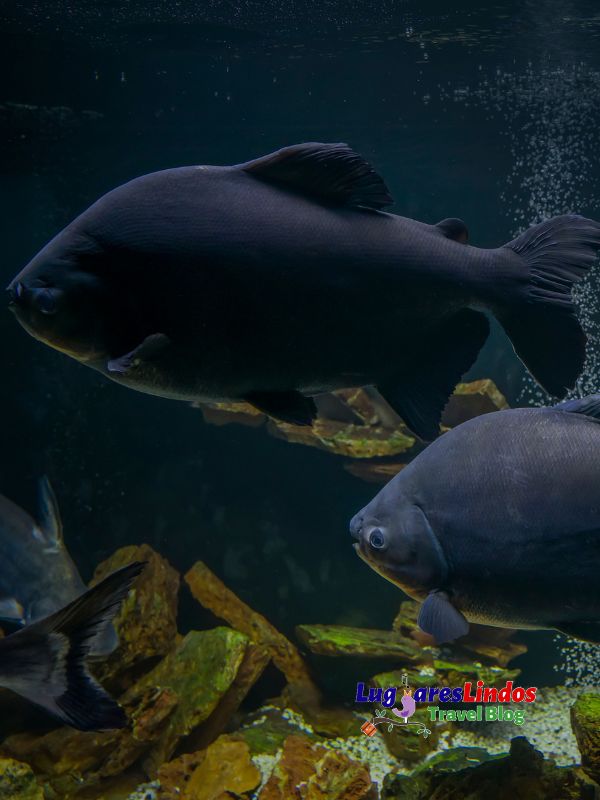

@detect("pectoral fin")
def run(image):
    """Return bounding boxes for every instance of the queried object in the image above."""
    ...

[555,621,600,644]
[418,590,469,644]
[0,597,25,624]
[108,334,170,374]
[245,390,317,426]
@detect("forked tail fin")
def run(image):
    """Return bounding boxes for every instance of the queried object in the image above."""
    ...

[496,214,600,397]
[0,562,144,730]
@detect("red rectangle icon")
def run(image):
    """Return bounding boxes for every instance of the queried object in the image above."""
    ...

[361,721,377,737]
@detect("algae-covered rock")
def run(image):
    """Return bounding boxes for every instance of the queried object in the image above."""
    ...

[571,692,600,784]
[186,735,261,799]
[431,658,520,687]
[277,416,415,459]
[133,628,249,772]
[185,562,321,713]
[185,642,271,754]
[197,381,508,467]
[238,707,322,755]
[197,387,416,459]
[295,624,424,661]
[442,379,509,428]
[381,737,597,799]
[157,751,203,799]
[92,544,180,690]
[157,735,260,799]
[0,758,43,800]
[259,735,375,799]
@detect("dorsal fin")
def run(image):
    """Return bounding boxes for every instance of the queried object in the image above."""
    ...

[554,395,600,420]
[239,142,393,210]
[38,477,64,547]
[436,217,469,243]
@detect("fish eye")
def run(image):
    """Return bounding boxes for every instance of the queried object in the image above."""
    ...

[32,288,59,315]
[369,528,386,550]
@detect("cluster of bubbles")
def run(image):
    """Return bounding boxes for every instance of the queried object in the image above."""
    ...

[449,60,600,685]
[447,61,600,402]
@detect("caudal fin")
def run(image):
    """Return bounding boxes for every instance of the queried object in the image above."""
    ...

[496,214,600,397]
[0,562,144,731]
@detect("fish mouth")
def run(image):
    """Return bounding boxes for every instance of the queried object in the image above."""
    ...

[352,541,412,593]
[6,282,24,311]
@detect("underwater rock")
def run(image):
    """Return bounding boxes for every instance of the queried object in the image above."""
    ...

[441,379,509,428]
[571,693,600,784]
[237,707,322,756]
[157,752,204,800]
[343,461,407,484]
[196,381,508,467]
[381,736,597,799]
[197,400,265,428]
[182,641,271,753]
[130,628,249,773]
[295,624,425,662]
[157,735,261,800]
[0,758,43,800]
[430,658,520,688]
[92,544,180,690]
[196,387,416,458]
[269,413,415,459]
[185,562,321,712]
[259,734,376,799]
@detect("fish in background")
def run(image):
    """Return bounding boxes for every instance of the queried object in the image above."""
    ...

[350,396,600,644]
[0,561,144,730]
[0,478,117,657]
[7,142,600,440]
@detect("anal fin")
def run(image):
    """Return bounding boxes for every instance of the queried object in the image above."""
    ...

[379,308,490,440]
[555,621,600,644]
[245,390,317,426]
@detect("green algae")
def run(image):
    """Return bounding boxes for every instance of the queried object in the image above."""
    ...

[0,759,43,800]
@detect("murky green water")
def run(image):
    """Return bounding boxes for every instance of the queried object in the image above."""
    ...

[1,0,600,749]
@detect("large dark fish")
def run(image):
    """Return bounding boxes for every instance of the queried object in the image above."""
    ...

[0,478,117,657]
[7,142,600,439]
[350,396,600,644]
[0,561,144,730]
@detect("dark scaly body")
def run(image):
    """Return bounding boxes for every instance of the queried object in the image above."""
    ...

[14,166,497,399]
[8,143,600,437]
[402,408,600,629]
[351,400,600,642]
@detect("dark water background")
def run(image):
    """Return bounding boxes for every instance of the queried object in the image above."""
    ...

[1,0,600,700]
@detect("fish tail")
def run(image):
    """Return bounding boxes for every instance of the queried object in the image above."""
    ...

[0,562,144,730]
[494,214,600,397]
